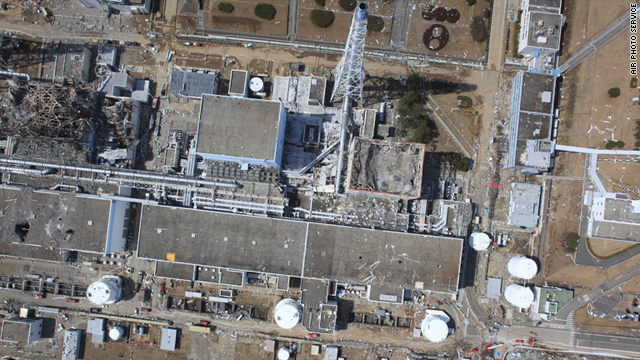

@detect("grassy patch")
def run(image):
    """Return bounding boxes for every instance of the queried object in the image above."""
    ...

[512,9,524,58]
[567,232,579,253]
[586,238,640,260]
[217,2,235,12]
[631,77,638,88]
[457,95,473,108]
[254,3,276,20]
[367,15,384,32]
[608,87,621,98]
[310,9,334,27]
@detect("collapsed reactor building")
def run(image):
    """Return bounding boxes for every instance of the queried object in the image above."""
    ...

[0,4,471,335]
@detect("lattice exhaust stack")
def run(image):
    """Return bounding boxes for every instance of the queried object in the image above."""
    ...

[330,2,369,106]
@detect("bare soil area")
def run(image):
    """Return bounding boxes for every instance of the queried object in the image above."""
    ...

[205,0,288,36]
[588,238,639,258]
[404,0,488,60]
[296,9,391,47]
[596,158,640,193]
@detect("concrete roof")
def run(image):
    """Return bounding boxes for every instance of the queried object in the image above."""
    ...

[509,183,542,227]
[160,328,177,351]
[137,205,308,276]
[514,113,553,167]
[303,223,462,293]
[1,320,31,343]
[229,70,247,95]
[196,95,282,162]
[529,0,562,10]
[519,72,556,114]
[137,205,463,293]
[170,71,217,98]
[526,12,562,51]
[0,187,110,260]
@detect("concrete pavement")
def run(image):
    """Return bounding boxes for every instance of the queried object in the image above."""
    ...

[486,0,508,70]
[574,332,640,355]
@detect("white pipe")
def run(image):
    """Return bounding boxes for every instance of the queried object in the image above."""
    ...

[0,70,30,81]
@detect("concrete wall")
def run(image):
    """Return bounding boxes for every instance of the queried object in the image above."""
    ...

[105,199,130,254]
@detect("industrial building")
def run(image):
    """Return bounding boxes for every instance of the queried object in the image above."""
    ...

[346,137,426,199]
[136,203,463,296]
[0,317,43,343]
[586,192,640,242]
[0,187,131,261]
[517,0,563,55]
[196,95,287,168]
[170,70,218,99]
[62,329,82,360]
[506,72,557,174]
[78,0,152,13]
[104,73,151,104]
[509,183,542,228]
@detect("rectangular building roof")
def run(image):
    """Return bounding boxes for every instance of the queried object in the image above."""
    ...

[137,205,308,276]
[1,319,32,343]
[589,194,640,241]
[303,223,462,293]
[196,95,283,164]
[513,113,553,167]
[526,12,562,51]
[160,328,177,351]
[137,205,463,294]
[0,187,110,260]
[229,70,248,96]
[529,0,562,10]
[170,71,218,98]
[509,183,542,227]
[519,72,556,114]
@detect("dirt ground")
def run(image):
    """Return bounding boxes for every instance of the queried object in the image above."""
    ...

[573,305,640,337]
[557,0,638,150]
[204,0,288,36]
[596,158,640,193]
[588,238,639,258]
[296,9,392,47]
[404,0,489,60]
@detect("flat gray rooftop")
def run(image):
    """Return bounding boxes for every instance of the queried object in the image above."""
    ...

[137,206,463,293]
[527,12,562,51]
[514,113,553,167]
[0,187,109,260]
[137,205,308,276]
[519,72,556,114]
[603,198,640,224]
[592,221,640,242]
[229,70,247,95]
[196,95,282,161]
[529,0,561,10]
[509,183,541,227]
[304,223,462,293]
[170,71,217,98]
[1,321,30,342]
[156,261,194,280]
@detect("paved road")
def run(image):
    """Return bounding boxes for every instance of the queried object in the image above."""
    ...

[574,332,640,354]
[486,0,508,70]
[388,0,413,49]
[554,260,640,322]
[536,179,552,284]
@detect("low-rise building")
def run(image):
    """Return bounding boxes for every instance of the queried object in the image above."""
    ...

[509,183,542,228]
[506,72,557,174]
[518,0,563,55]
[0,318,43,344]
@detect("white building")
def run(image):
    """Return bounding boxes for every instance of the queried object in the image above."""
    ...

[0,318,43,343]
[518,0,563,55]
[586,192,640,242]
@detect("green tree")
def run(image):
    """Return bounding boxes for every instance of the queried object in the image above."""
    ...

[217,2,235,12]
[314,0,325,6]
[367,15,384,32]
[470,16,487,42]
[567,233,579,253]
[339,0,357,11]
[254,3,276,20]
[310,9,335,27]
[608,87,621,98]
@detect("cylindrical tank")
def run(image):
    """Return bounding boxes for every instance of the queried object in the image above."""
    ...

[507,256,538,279]
[277,348,290,360]
[356,2,368,20]
[504,284,535,309]
[87,276,123,305]
[468,232,491,251]
[109,326,125,341]
[274,299,301,329]
[420,317,449,343]
[249,77,264,92]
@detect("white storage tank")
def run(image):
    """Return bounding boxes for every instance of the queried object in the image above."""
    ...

[420,309,451,343]
[249,77,264,92]
[507,256,538,280]
[504,284,535,309]
[109,326,125,341]
[468,232,491,251]
[277,348,290,360]
[274,299,301,330]
[87,276,123,305]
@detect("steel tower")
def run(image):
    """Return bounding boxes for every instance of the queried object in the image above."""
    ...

[332,2,368,194]
[330,2,369,105]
